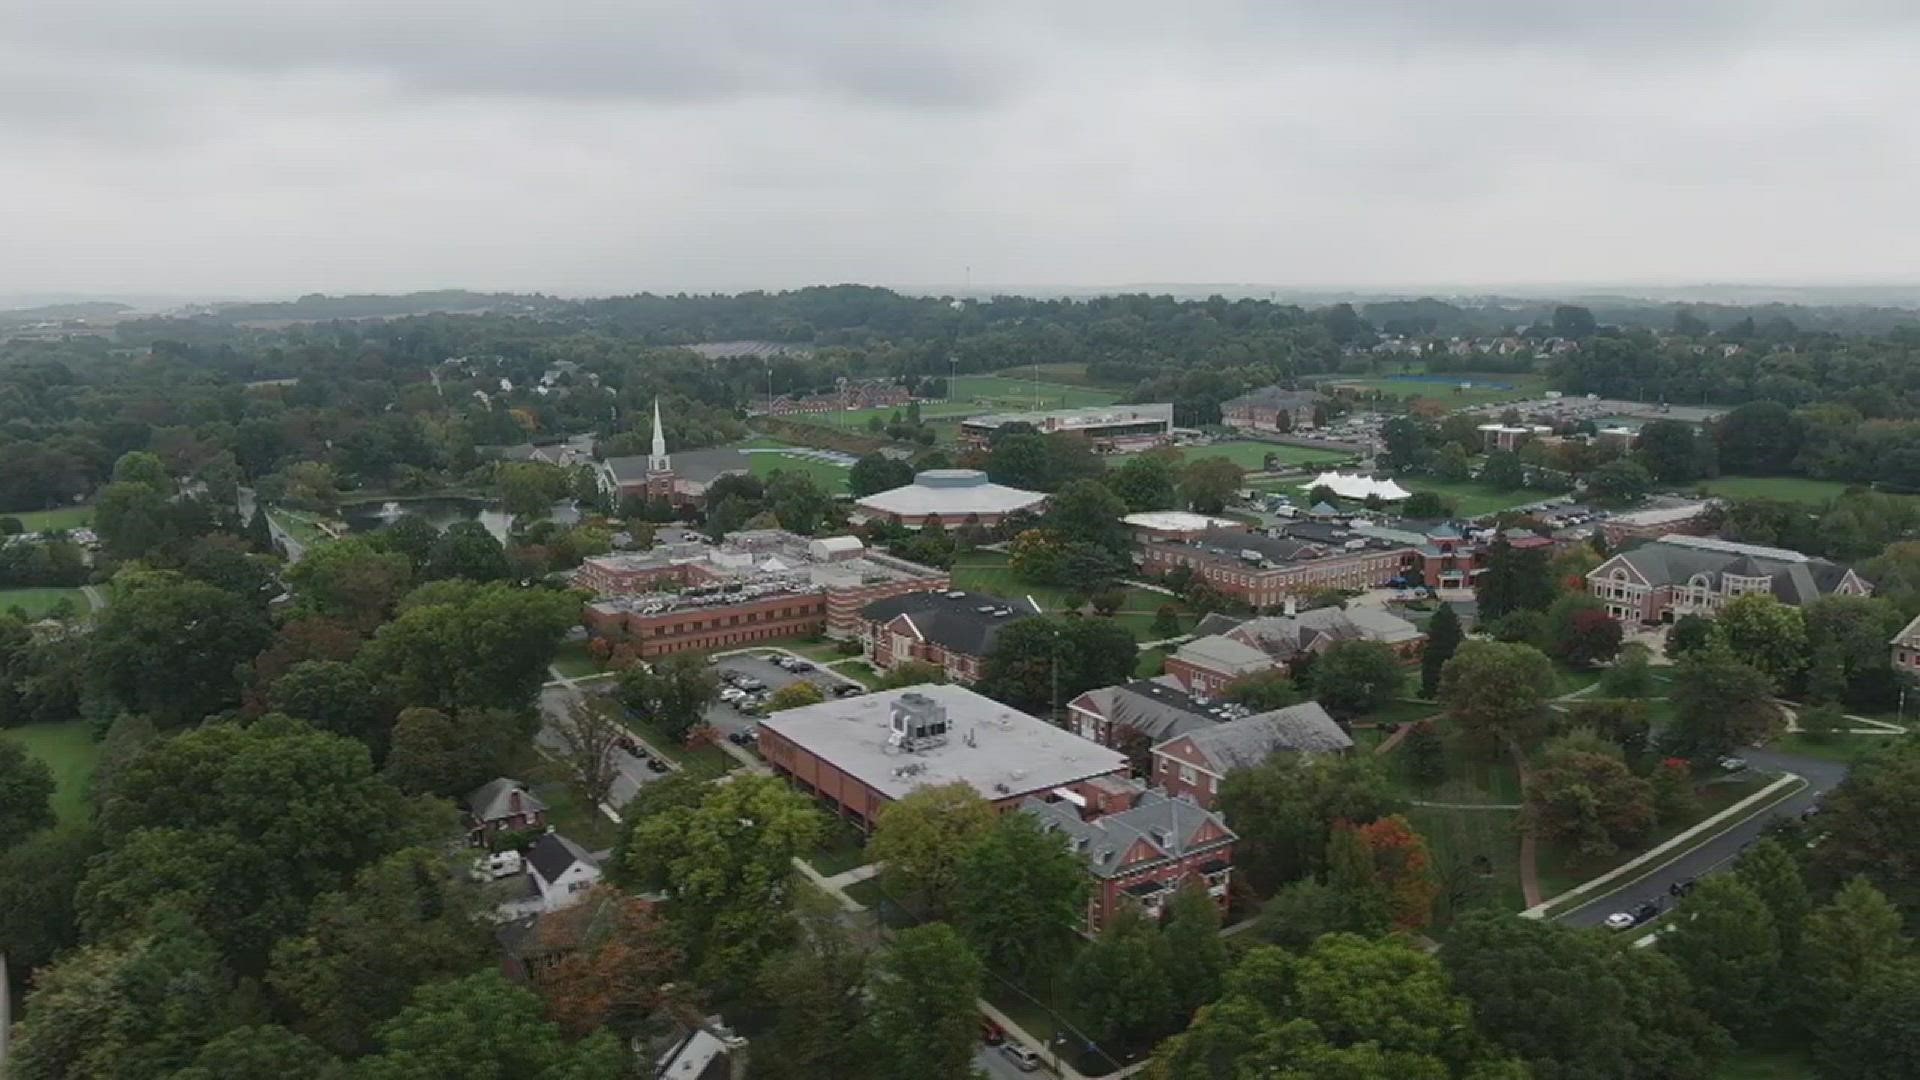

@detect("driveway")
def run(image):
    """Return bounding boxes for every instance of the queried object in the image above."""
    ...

[1553,746,1849,929]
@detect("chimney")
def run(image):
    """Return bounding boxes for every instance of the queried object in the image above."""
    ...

[508,789,522,813]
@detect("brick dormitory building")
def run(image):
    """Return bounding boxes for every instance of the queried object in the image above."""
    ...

[575,530,948,657]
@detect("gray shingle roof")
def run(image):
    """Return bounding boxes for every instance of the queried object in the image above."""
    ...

[1600,534,1865,606]
[1021,788,1235,880]
[861,590,1039,656]
[1171,702,1353,773]
[465,778,547,822]
[526,832,595,883]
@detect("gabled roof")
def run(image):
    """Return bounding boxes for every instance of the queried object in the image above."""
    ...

[1893,612,1920,649]
[466,778,547,822]
[860,589,1038,656]
[1021,789,1235,880]
[1591,534,1868,606]
[526,832,596,883]
[1166,702,1353,773]
[1172,634,1275,674]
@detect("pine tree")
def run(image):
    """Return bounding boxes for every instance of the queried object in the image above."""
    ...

[1421,603,1463,698]
[1325,824,1391,937]
[1797,876,1907,1043]
[1733,838,1811,969]
[246,504,275,555]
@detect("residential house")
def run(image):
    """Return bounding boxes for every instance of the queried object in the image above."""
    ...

[465,778,548,844]
[860,589,1039,685]
[1164,606,1423,696]
[526,832,603,913]
[1891,613,1920,676]
[1151,703,1352,809]
[1586,534,1871,624]
[1022,783,1235,932]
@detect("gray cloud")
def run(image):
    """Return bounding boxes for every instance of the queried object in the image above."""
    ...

[2,1,1918,296]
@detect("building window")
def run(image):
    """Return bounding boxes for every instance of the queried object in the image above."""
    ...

[1180,764,1197,785]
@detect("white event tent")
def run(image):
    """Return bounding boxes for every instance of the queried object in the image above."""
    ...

[1308,471,1413,502]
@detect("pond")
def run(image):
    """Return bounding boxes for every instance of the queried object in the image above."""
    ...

[339,497,579,543]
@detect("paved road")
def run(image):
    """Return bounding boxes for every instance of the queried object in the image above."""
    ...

[1554,747,1849,929]
[536,680,666,811]
[974,1044,1037,1080]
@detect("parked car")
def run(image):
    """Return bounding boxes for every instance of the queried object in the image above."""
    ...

[978,1016,1005,1046]
[786,659,814,672]
[1667,877,1697,899]
[832,683,863,697]
[726,730,758,747]
[1632,899,1663,926]
[720,687,747,703]
[1718,756,1749,773]
[645,758,671,774]
[470,850,523,881]
[1000,1043,1042,1072]
[1604,912,1636,931]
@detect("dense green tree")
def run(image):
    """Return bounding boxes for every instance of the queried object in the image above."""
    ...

[1380,416,1431,471]
[1712,593,1808,684]
[1801,594,1905,708]
[1071,906,1176,1046]
[1716,400,1801,474]
[869,782,997,921]
[1218,753,1404,896]
[0,825,95,978]
[1420,602,1463,698]
[268,848,492,1055]
[1733,838,1812,969]
[616,652,720,741]
[172,1026,343,1080]
[1816,959,1920,1080]
[1180,457,1244,514]
[1324,822,1393,936]
[1432,442,1473,483]
[1526,730,1656,857]
[954,811,1088,978]
[381,706,526,796]
[1666,612,1715,659]
[1585,457,1653,504]
[1044,478,1132,557]
[90,578,272,727]
[979,614,1139,715]
[1442,912,1727,1080]
[357,582,577,713]
[284,538,412,631]
[1439,640,1557,753]
[1808,739,1920,919]
[1154,936,1527,1079]
[1308,639,1404,719]
[5,914,239,1080]
[848,453,915,498]
[495,461,570,520]
[370,514,442,573]
[765,471,834,535]
[1252,878,1383,949]
[1162,881,1229,1020]
[1636,420,1716,483]
[755,902,875,1080]
[1598,642,1657,698]
[424,520,512,581]
[1108,452,1180,512]
[267,659,390,747]
[1474,537,1555,619]
[78,718,420,972]
[1224,668,1301,711]
[624,774,823,989]
[1796,877,1908,1043]
[986,432,1054,490]
[355,969,624,1080]
[1663,875,1780,1037]
[1665,645,1779,757]
[866,924,983,1080]
[0,735,57,846]
[1480,449,1525,491]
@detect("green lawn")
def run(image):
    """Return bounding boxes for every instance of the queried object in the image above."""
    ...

[549,639,601,679]
[827,659,882,689]
[948,552,1187,643]
[1692,475,1886,506]
[1767,732,1905,765]
[619,709,737,780]
[1251,474,1537,519]
[739,436,854,494]
[1534,773,1775,900]
[805,815,871,877]
[0,587,89,619]
[1,720,100,825]
[9,505,94,532]
[270,508,331,547]
[1406,805,1527,920]
[1135,648,1168,678]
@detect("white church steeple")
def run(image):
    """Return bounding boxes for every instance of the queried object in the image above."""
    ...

[647,397,671,473]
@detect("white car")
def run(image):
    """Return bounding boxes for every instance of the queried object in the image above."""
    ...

[719,687,746,703]
[999,1043,1042,1072]
[1604,912,1636,931]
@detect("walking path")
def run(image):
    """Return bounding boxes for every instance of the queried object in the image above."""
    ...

[822,863,882,889]
[1409,799,1523,811]
[1507,737,1543,908]
[80,584,105,612]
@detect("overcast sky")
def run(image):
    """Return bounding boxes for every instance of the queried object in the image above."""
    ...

[5,1,1919,299]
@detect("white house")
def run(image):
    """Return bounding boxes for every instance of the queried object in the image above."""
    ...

[494,831,603,920]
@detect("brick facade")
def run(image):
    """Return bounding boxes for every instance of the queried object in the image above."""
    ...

[1142,542,1415,607]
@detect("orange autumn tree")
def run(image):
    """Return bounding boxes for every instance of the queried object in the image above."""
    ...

[536,888,684,1036]
[1353,814,1439,931]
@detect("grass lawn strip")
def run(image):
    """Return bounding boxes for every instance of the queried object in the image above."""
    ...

[1533,773,1806,921]
[0,587,90,619]
[0,720,102,825]
[10,505,94,532]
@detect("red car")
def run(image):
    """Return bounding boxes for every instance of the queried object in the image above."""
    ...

[979,1015,1006,1046]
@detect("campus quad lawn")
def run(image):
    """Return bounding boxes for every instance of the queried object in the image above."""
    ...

[1251,475,1535,520]
[739,436,854,494]
[1692,475,1887,506]
[1318,372,1549,410]
[1123,442,1354,472]
[1406,804,1527,918]
[948,552,1189,643]
[548,639,601,679]
[0,587,89,619]
[9,505,94,532]
[1,720,100,826]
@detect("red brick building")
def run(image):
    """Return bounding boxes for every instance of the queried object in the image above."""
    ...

[861,590,1039,685]
[763,379,912,416]
[1149,703,1351,810]
[464,778,548,845]
[1141,528,1417,609]
[1021,784,1235,932]
[1162,608,1424,697]
[755,686,1130,830]
[577,532,948,658]
[1219,387,1324,433]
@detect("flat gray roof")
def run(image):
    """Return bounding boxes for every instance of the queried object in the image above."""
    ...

[759,684,1127,802]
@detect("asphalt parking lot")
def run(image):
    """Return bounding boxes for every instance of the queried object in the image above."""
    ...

[701,650,866,741]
